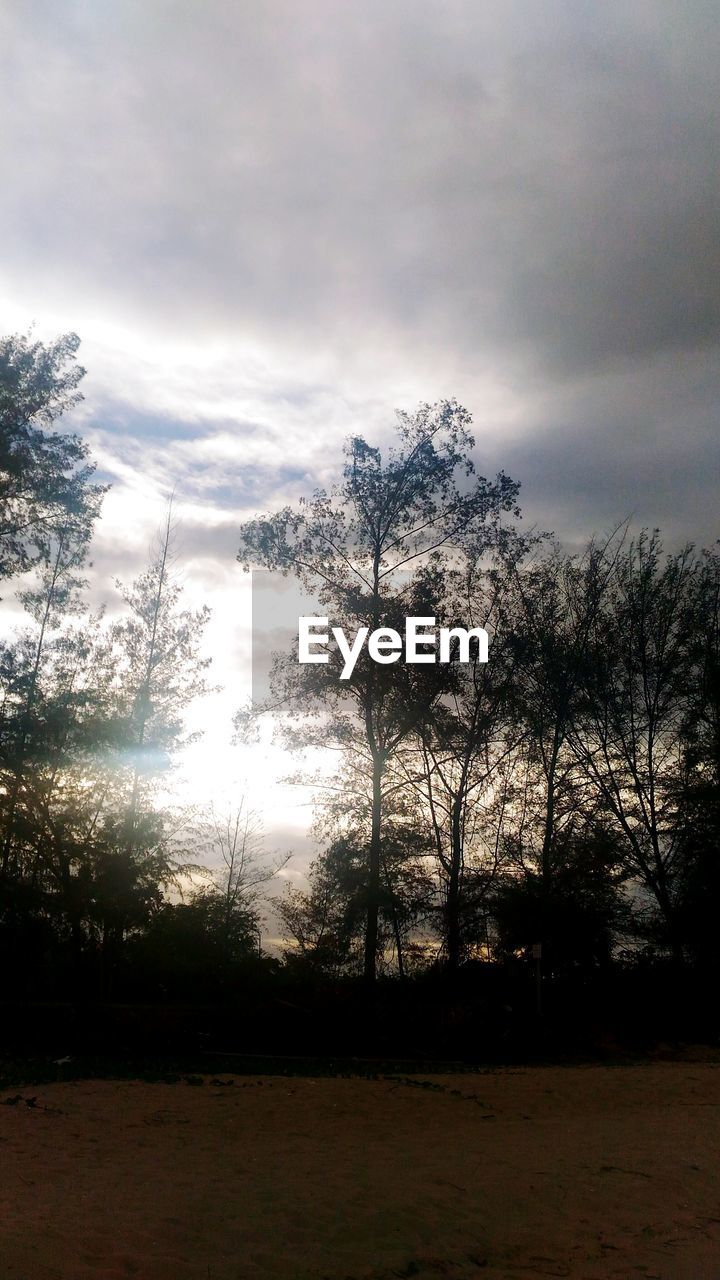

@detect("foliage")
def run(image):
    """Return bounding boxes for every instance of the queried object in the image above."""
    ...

[0,332,104,583]
[238,400,522,980]
[491,826,628,974]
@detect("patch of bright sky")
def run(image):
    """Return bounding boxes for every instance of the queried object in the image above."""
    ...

[2,306,524,887]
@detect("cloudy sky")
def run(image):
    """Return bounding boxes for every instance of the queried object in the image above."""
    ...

[2,1,719,881]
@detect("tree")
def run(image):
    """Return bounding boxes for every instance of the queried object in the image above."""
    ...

[238,400,520,982]
[0,504,102,874]
[126,890,262,1000]
[668,545,720,963]
[491,824,626,975]
[571,533,698,956]
[94,505,212,992]
[501,536,623,888]
[198,797,288,951]
[0,331,103,584]
[279,852,364,977]
[684,545,720,788]
[393,552,527,971]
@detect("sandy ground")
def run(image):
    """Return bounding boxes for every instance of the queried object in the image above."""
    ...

[1,1065,719,1280]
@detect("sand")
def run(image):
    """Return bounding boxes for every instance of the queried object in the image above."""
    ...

[1,1064,719,1279]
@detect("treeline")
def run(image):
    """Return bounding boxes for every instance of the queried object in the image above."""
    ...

[1,333,719,1040]
[240,401,720,994]
[0,332,268,1001]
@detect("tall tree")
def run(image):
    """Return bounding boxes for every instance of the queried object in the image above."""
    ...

[96,506,212,991]
[238,401,520,981]
[501,535,621,888]
[392,553,526,970]
[571,533,698,955]
[661,545,720,962]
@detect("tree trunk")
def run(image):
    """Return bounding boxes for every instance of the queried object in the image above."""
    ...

[654,870,683,966]
[446,797,463,972]
[540,733,560,886]
[364,750,383,984]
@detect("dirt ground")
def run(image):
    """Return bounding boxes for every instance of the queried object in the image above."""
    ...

[1,1064,719,1279]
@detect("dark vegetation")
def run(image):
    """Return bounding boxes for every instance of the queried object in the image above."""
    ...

[1,332,719,1074]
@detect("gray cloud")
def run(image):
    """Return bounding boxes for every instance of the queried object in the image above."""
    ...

[484,345,720,549]
[1,1,718,550]
[2,2,718,371]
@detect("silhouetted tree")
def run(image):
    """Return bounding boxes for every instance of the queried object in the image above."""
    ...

[571,533,698,957]
[126,887,262,1000]
[502,536,622,887]
[491,825,627,974]
[672,546,720,962]
[198,797,288,949]
[394,551,526,970]
[238,400,520,981]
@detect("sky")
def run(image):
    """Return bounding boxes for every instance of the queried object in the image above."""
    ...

[2,1,719,894]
